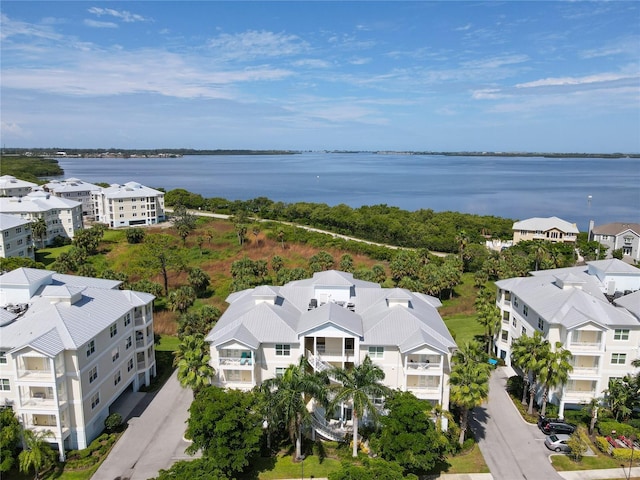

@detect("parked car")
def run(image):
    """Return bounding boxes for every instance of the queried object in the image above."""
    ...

[544,433,572,453]
[538,416,576,435]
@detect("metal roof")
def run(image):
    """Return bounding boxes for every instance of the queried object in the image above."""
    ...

[512,216,579,234]
[207,270,455,354]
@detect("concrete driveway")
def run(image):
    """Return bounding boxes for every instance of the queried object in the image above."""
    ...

[469,366,563,480]
[92,370,198,480]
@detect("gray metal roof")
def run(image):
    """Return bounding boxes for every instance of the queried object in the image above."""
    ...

[614,290,640,319]
[0,213,31,230]
[207,270,455,354]
[496,270,638,329]
[512,216,579,234]
[0,268,155,356]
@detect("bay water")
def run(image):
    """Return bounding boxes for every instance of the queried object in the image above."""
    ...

[53,153,640,232]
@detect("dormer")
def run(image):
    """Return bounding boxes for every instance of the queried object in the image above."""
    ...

[386,288,412,308]
[40,285,84,305]
[251,285,279,305]
[554,273,586,290]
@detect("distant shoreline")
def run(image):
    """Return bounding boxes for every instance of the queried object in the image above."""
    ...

[1,148,638,159]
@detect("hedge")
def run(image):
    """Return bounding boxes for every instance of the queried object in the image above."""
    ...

[595,436,611,454]
[597,421,638,438]
[612,448,636,461]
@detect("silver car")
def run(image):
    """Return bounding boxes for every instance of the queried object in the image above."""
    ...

[544,433,572,453]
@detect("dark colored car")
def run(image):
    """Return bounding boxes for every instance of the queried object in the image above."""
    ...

[540,418,576,435]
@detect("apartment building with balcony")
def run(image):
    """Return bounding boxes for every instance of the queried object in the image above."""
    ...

[0,268,156,460]
[494,259,640,417]
[0,214,34,260]
[589,221,640,263]
[0,175,37,197]
[512,216,579,245]
[43,178,102,217]
[92,182,165,228]
[0,190,84,246]
[206,270,457,438]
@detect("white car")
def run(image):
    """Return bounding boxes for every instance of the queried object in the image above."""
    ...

[544,433,572,453]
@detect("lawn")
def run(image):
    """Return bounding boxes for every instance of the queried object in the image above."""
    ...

[248,453,342,479]
[443,314,484,345]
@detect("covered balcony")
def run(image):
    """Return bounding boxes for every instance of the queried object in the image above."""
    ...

[16,356,59,381]
[569,355,600,378]
[406,375,441,400]
[219,368,254,390]
[567,330,604,352]
[563,379,597,402]
[19,385,67,410]
[403,353,442,373]
[218,348,254,369]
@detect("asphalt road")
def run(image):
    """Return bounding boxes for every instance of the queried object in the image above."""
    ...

[470,366,563,480]
[92,370,197,480]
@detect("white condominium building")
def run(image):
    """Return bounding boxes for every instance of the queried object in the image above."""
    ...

[494,259,640,417]
[0,190,84,246]
[0,214,34,260]
[92,182,165,228]
[0,268,156,460]
[512,216,579,244]
[0,175,37,197]
[43,178,102,217]
[206,270,457,438]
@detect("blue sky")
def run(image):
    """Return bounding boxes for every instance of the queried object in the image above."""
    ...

[1,1,639,152]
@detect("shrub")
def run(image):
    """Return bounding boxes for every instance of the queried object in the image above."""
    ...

[64,456,99,470]
[595,436,611,454]
[597,421,638,438]
[612,448,635,461]
[104,412,122,432]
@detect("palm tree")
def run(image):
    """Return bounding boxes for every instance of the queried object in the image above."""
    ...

[510,331,550,414]
[31,217,47,248]
[167,286,196,313]
[475,288,501,355]
[262,357,328,460]
[18,429,56,479]
[330,356,390,458]
[449,361,490,445]
[538,342,573,417]
[174,334,214,393]
[187,267,210,297]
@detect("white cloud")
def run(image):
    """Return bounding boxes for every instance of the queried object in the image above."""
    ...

[1,121,28,138]
[87,7,150,23]
[84,19,118,29]
[207,30,308,60]
[455,23,472,31]
[516,72,635,88]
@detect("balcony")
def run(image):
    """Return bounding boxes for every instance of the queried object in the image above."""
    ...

[17,369,55,381]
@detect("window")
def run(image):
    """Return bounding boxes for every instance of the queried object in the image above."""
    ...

[611,353,626,365]
[127,358,134,372]
[86,340,95,357]
[538,318,544,330]
[114,371,121,386]
[275,367,286,378]
[91,393,100,409]
[614,329,629,341]
[112,347,120,362]
[125,336,132,350]
[110,323,118,338]
[521,327,527,336]
[502,311,510,322]
[226,370,241,382]
[501,330,509,342]
[513,297,519,308]
[275,344,290,356]
[512,317,517,328]
[89,366,98,383]
[368,346,384,359]
[0,379,10,391]
[0,351,6,364]
[523,305,529,317]
[124,313,131,327]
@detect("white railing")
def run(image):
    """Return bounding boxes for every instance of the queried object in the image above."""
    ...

[219,357,253,366]
[306,350,332,372]
[317,347,355,357]
[311,409,351,441]
[405,362,440,371]
[17,369,54,379]
[569,366,599,376]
